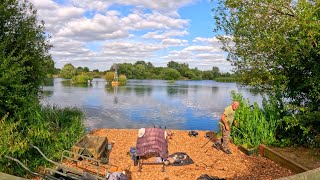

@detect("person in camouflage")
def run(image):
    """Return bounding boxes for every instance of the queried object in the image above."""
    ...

[213,101,239,154]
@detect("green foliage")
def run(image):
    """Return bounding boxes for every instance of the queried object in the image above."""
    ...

[0,2,86,177]
[118,74,127,85]
[184,70,197,80]
[83,67,90,72]
[213,0,320,111]
[133,64,146,79]
[214,0,320,147]
[72,73,93,84]
[0,0,52,116]
[215,77,237,82]
[231,91,279,147]
[60,63,76,79]
[276,107,320,148]
[104,71,115,83]
[0,105,85,177]
[161,68,181,80]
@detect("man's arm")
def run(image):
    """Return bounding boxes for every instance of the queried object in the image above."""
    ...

[221,113,230,131]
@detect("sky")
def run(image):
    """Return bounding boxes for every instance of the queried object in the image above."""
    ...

[29,0,232,72]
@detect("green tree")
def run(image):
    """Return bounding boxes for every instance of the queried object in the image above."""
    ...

[211,66,220,78]
[214,0,320,147]
[76,66,84,74]
[104,71,115,83]
[161,68,181,80]
[167,61,180,70]
[133,64,146,79]
[213,0,320,111]
[83,67,89,72]
[0,0,52,115]
[135,61,148,67]
[117,63,132,78]
[60,63,76,79]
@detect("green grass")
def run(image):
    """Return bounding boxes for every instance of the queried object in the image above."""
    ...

[231,91,279,148]
[0,105,85,177]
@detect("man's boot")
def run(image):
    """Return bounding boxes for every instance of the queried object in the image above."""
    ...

[212,141,222,150]
[222,147,232,154]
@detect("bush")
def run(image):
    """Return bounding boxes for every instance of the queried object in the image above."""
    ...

[72,73,93,84]
[104,71,115,83]
[161,68,181,80]
[118,74,127,85]
[0,105,85,177]
[231,91,279,147]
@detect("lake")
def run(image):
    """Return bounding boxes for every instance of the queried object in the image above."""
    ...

[41,78,263,132]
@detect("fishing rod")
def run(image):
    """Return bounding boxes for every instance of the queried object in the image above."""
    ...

[201,133,216,148]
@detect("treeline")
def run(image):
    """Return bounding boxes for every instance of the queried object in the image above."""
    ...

[56,61,236,82]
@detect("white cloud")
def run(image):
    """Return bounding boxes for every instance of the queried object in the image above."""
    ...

[56,13,129,41]
[28,0,232,72]
[101,41,164,57]
[184,45,221,52]
[161,38,188,46]
[123,13,189,30]
[193,37,220,44]
[142,30,189,40]
[68,0,197,11]
[69,0,111,11]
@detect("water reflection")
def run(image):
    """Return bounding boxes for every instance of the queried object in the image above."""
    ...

[41,90,54,97]
[167,86,188,96]
[61,80,93,88]
[41,78,263,131]
[113,85,118,104]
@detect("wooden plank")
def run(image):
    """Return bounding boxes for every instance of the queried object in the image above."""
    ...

[0,172,29,180]
[259,145,309,174]
[277,167,320,180]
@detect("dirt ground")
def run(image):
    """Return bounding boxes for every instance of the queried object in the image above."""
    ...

[271,146,320,170]
[61,129,293,180]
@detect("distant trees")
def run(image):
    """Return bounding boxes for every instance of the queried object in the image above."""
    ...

[57,61,234,82]
[161,68,181,80]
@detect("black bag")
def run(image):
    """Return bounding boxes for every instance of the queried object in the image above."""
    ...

[188,130,199,137]
[196,174,226,180]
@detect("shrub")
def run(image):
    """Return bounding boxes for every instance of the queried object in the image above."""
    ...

[231,91,279,147]
[161,68,181,80]
[72,73,93,84]
[0,105,85,176]
[118,74,127,85]
[104,71,115,84]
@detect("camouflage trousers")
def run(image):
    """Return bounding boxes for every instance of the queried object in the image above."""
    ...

[218,122,230,150]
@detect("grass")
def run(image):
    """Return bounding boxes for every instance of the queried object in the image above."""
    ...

[231,91,279,148]
[0,105,85,177]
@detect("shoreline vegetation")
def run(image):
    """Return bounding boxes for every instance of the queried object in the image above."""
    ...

[55,61,238,85]
[0,106,85,177]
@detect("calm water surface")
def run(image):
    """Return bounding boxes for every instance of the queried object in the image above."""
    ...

[41,78,262,132]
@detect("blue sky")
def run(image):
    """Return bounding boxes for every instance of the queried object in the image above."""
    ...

[30,0,232,72]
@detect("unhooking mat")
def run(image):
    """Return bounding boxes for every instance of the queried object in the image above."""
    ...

[168,152,194,166]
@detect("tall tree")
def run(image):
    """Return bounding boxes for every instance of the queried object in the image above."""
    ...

[0,0,52,115]
[213,0,320,111]
[60,63,76,79]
